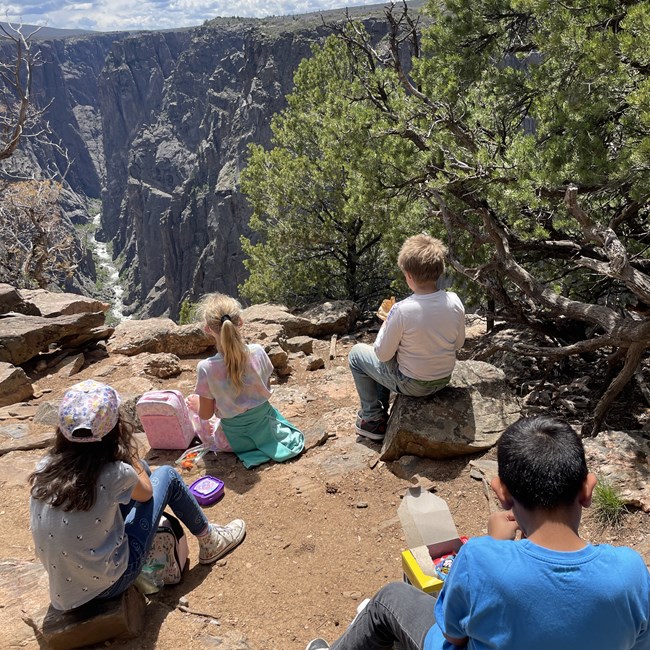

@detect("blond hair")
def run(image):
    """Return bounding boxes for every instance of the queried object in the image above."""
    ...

[196,293,248,390]
[397,234,447,284]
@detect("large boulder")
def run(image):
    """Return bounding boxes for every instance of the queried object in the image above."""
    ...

[0,362,34,406]
[19,289,110,317]
[0,312,108,366]
[584,430,650,512]
[299,300,360,336]
[242,300,359,340]
[242,304,312,339]
[107,319,214,357]
[380,360,521,461]
[0,284,39,316]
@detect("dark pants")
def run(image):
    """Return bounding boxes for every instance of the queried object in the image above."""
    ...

[331,582,437,650]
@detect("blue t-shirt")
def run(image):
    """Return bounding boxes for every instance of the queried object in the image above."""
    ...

[424,536,650,650]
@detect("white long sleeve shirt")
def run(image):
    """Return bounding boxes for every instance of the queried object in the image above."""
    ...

[374,290,465,381]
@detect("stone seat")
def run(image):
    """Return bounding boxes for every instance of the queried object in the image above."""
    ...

[380,360,521,462]
[41,586,145,649]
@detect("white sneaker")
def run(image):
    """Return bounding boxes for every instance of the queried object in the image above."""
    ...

[305,640,330,650]
[198,520,246,564]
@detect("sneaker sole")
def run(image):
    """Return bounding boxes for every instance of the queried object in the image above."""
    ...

[305,640,330,650]
[199,528,247,565]
[354,424,385,442]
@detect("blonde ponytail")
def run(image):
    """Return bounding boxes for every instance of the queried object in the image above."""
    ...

[196,293,248,390]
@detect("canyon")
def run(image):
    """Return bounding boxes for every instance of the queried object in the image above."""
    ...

[2,8,387,318]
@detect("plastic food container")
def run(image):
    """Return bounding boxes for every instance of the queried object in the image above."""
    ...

[189,475,225,506]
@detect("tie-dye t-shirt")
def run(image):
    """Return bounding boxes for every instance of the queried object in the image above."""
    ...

[194,343,274,419]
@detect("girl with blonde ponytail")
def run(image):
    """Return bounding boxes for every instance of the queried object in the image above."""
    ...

[187,293,304,468]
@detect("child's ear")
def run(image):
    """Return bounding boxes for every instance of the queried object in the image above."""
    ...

[491,477,514,510]
[579,472,598,508]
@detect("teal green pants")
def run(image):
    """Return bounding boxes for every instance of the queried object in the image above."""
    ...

[220,401,304,469]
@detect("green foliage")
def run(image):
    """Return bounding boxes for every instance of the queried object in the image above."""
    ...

[414,0,650,299]
[240,33,433,309]
[308,0,650,333]
[593,480,627,528]
[178,299,196,325]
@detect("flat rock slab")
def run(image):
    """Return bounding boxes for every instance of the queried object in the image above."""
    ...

[0,559,51,647]
[19,289,110,317]
[0,312,107,365]
[0,422,54,455]
[381,360,521,461]
[0,402,39,420]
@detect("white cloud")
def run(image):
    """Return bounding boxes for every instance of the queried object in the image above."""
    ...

[0,0,383,31]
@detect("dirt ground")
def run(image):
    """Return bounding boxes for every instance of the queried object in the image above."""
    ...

[1,331,649,650]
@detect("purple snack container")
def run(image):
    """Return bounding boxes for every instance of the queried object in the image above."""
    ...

[189,475,225,506]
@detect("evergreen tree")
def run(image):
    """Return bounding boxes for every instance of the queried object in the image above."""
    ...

[240,34,430,310]
[246,0,650,432]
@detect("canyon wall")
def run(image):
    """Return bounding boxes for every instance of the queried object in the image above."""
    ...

[3,9,386,317]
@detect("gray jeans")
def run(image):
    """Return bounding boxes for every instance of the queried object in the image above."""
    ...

[330,582,437,650]
[348,343,450,421]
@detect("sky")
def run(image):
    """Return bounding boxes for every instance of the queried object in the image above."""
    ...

[0,0,383,32]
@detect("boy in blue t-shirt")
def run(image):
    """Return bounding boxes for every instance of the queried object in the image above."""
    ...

[305,416,650,650]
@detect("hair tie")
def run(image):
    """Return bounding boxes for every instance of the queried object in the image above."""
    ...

[220,314,232,325]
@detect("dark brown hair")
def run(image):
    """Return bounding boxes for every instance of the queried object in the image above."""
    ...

[29,419,138,512]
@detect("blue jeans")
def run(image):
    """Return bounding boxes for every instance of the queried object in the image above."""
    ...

[96,464,209,600]
[348,344,450,421]
[330,582,436,650]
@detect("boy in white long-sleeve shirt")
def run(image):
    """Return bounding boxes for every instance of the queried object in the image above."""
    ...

[349,234,465,441]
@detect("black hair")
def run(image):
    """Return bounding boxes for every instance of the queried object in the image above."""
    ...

[497,416,588,511]
[29,419,138,512]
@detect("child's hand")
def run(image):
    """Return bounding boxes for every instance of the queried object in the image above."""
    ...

[186,394,200,414]
[487,510,519,540]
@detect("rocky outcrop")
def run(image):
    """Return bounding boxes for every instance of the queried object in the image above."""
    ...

[0,284,39,316]
[0,312,109,366]
[0,363,34,406]
[584,430,650,512]
[107,318,215,356]
[243,301,358,339]
[0,287,111,367]
[380,360,522,461]
[18,289,109,317]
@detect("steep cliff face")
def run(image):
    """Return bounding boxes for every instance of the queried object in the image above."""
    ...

[0,32,123,294]
[98,15,385,319]
[28,34,126,197]
[2,11,386,315]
